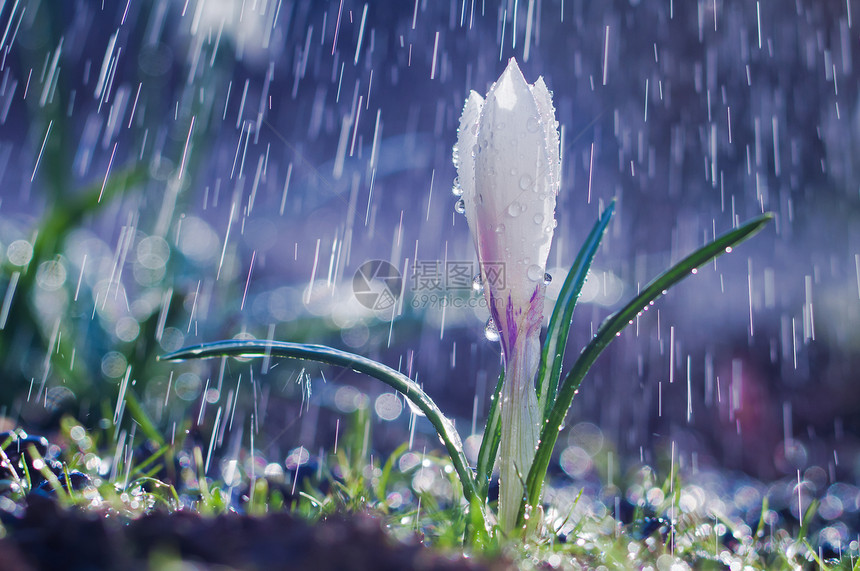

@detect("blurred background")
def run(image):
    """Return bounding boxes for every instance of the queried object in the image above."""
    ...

[0,0,858,500]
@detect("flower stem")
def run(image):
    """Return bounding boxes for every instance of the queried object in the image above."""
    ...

[498,333,541,533]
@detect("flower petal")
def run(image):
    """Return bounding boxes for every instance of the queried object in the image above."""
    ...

[472,59,555,311]
[456,91,484,250]
[530,77,561,196]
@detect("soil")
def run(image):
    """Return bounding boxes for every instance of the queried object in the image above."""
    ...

[0,495,514,571]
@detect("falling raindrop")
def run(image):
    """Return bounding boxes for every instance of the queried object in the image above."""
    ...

[484,318,500,342]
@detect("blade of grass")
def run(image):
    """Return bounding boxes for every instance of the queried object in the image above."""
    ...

[123,389,165,446]
[797,497,819,545]
[754,496,769,538]
[537,200,615,418]
[519,213,774,527]
[803,539,831,571]
[475,369,503,500]
[375,442,409,504]
[161,340,485,522]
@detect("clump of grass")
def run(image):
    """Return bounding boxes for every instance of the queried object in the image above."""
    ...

[1,407,856,570]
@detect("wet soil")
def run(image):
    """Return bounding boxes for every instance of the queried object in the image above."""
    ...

[0,495,512,571]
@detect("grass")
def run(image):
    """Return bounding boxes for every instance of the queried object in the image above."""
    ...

[0,407,857,570]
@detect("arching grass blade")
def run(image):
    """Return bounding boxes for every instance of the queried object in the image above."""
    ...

[161,339,484,524]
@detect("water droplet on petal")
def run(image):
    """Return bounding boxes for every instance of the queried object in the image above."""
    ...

[454,199,466,214]
[526,116,541,132]
[484,318,500,342]
[452,177,463,196]
[471,273,483,293]
[519,174,534,190]
[494,224,506,233]
[507,202,523,217]
[543,273,552,285]
[533,213,544,224]
[527,264,544,281]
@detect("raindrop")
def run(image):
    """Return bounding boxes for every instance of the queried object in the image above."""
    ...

[7,240,33,266]
[526,116,541,132]
[543,273,552,285]
[454,199,466,214]
[519,174,534,190]
[507,202,523,217]
[471,273,483,293]
[36,259,67,291]
[484,318,500,342]
[494,224,506,233]
[374,393,403,421]
[452,177,463,197]
[533,213,544,224]
[527,264,544,281]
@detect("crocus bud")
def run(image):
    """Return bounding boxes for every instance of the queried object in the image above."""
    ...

[455,58,560,532]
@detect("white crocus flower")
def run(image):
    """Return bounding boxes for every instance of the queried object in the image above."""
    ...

[455,58,560,533]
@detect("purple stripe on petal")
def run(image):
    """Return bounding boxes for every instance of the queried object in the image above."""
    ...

[504,293,518,356]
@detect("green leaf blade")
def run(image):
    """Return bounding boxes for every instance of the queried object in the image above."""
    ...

[520,212,774,526]
[537,200,615,419]
[161,339,485,523]
[475,370,504,501]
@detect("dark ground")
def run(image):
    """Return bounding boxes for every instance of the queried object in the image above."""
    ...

[0,494,512,571]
